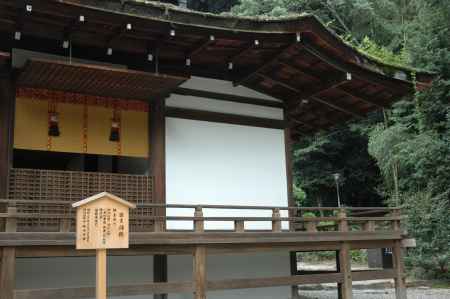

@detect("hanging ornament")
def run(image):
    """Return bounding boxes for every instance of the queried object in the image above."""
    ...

[109,110,121,142]
[48,100,60,137]
[48,112,60,137]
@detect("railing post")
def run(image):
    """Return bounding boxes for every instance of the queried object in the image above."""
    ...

[59,217,72,232]
[338,208,348,232]
[5,206,17,233]
[272,208,282,232]
[154,215,163,233]
[363,220,376,232]
[337,208,352,299]
[1,206,17,299]
[234,220,245,233]
[305,219,317,232]
[194,207,204,232]
[391,209,401,231]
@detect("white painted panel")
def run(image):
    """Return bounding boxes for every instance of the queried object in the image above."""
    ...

[166,94,284,120]
[168,252,290,299]
[180,76,281,102]
[16,256,154,299]
[166,118,288,230]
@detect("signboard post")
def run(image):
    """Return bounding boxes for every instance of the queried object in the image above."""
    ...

[72,192,136,299]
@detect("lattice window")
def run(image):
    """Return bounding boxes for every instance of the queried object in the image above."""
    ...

[8,168,154,232]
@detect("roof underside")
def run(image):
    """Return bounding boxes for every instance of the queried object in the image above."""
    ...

[17,59,186,101]
[0,0,434,138]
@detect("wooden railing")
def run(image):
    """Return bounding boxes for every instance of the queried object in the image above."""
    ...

[0,202,407,299]
[0,199,403,233]
[5,168,155,231]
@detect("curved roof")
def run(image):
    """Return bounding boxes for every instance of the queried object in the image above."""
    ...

[0,0,435,137]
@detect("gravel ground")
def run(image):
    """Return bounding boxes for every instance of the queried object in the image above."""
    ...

[298,288,450,299]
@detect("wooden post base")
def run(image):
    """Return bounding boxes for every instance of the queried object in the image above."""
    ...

[0,247,16,299]
[193,246,206,299]
[96,249,107,299]
[393,241,407,299]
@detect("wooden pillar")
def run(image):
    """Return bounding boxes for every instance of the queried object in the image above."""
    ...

[149,97,168,298]
[0,67,14,201]
[193,246,206,299]
[338,243,352,299]
[149,97,166,229]
[284,110,300,299]
[393,240,407,299]
[336,251,343,299]
[1,207,17,299]
[154,254,168,299]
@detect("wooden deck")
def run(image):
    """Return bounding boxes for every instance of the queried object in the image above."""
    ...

[0,199,409,299]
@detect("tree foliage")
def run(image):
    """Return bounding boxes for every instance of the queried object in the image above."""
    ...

[230,0,450,278]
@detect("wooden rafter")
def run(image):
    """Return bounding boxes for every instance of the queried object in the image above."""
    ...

[229,43,257,64]
[278,60,386,108]
[62,16,85,41]
[234,42,300,86]
[289,117,315,130]
[105,22,132,47]
[338,86,390,108]
[301,40,411,92]
[310,96,364,118]
[257,73,299,93]
[188,37,216,59]
[287,99,337,128]
[257,72,361,117]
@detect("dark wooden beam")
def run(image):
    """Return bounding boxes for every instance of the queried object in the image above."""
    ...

[165,107,286,129]
[0,65,14,199]
[173,87,284,108]
[148,97,166,232]
[234,42,301,86]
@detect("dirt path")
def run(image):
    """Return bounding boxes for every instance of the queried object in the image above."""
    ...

[298,287,450,299]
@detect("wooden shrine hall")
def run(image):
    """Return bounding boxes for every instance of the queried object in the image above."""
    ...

[0,1,435,299]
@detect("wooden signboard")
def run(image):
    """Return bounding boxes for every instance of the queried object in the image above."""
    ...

[73,192,135,299]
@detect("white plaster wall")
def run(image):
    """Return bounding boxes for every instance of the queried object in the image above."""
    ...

[16,256,154,299]
[168,252,291,299]
[165,118,288,230]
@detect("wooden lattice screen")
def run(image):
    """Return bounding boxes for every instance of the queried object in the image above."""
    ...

[7,168,154,232]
